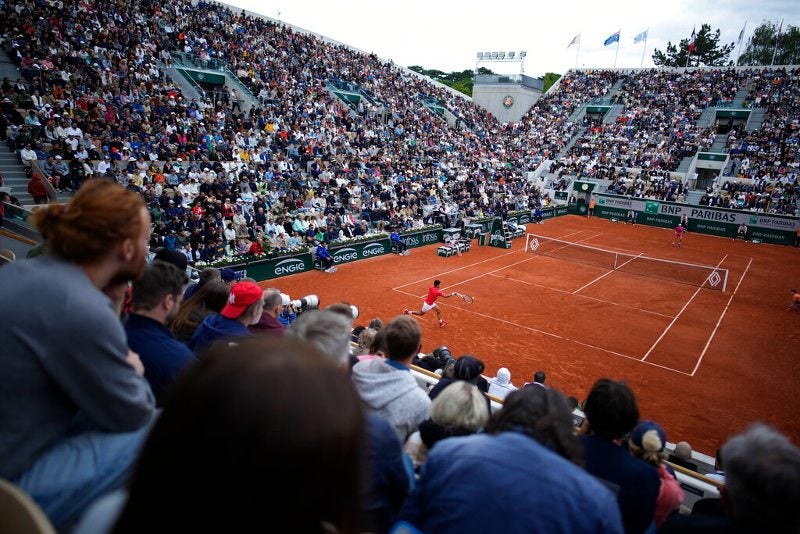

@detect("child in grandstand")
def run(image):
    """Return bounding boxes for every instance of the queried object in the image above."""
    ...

[404,279,456,327]
[672,223,686,247]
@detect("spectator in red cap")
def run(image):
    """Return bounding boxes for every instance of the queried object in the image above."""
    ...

[189,281,264,353]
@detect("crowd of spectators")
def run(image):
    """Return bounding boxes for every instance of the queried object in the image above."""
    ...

[4,0,798,262]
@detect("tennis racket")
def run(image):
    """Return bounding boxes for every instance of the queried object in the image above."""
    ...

[454,292,474,304]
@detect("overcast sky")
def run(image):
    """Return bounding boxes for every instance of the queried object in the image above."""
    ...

[222,0,795,77]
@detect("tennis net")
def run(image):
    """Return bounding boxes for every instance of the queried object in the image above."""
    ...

[524,233,728,292]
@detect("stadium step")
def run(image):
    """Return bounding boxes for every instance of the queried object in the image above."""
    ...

[602,104,624,124]
[696,106,716,129]
[684,190,705,205]
[0,144,34,205]
[0,48,21,85]
[746,108,766,132]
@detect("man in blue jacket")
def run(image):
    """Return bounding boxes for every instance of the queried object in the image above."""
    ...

[316,240,336,273]
[126,260,196,406]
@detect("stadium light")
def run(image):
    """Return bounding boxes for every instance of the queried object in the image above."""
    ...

[519,51,527,58]
[477,52,483,59]
[498,52,506,59]
[508,51,515,59]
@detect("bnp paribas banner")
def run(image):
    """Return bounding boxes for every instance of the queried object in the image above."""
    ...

[595,194,799,245]
[216,252,314,282]
[489,217,509,248]
[330,237,391,264]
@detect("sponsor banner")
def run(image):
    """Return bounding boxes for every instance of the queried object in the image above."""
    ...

[216,252,314,282]
[541,206,570,218]
[401,228,443,249]
[595,205,627,219]
[507,210,532,225]
[597,196,634,210]
[595,194,799,244]
[748,227,795,245]
[330,238,391,264]
[488,216,508,248]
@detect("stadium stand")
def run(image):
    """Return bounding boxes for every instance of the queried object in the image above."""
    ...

[2,0,799,527]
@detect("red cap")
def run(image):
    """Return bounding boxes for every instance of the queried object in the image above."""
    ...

[220,281,262,319]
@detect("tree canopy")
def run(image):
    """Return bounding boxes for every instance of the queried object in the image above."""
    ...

[737,21,800,66]
[407,66,495,96]
[652,24,735,67]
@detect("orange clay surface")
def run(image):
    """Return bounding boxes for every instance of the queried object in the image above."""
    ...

[265,215,800,455]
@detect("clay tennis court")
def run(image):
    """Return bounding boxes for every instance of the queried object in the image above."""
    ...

[265,215,800,455]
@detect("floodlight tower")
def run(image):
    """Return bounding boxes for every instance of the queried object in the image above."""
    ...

[475,50,527,76]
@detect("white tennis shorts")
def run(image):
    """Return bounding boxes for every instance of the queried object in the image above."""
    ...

[422,302,437,313]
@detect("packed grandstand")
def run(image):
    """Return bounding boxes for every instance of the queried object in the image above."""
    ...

[1,0,799,531]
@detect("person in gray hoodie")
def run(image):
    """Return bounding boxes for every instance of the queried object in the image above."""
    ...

[352,315,431,443]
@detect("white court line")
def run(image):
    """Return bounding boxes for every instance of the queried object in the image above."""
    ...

[489,273,674,319]
[392,229,591,292]
[641,253,729,362]
[571,253,645,294]
[691,258,753,376]
[396,286,696,375]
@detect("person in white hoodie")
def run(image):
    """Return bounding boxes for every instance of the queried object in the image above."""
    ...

[351,315,430,443]
[487,367,518,400]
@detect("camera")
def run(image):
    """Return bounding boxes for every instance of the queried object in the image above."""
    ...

[278,294,320,326]
[414,345,456,373]
[280,294,319,311]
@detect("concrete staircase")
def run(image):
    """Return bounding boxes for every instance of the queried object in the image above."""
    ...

[684,189,705,205]
[0,47,21,86]
[557,126,587,158]
[675,155,695,174]
[730,80,752,107]
[605,78,626,101]
[746,108,767,132]
[709,134,729,153]
[697,106,716,129]
[603,104,624,124]
[0,143,33,205]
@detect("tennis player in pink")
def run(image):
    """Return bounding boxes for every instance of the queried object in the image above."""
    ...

[672,223,686,247]
[404,279,455,327]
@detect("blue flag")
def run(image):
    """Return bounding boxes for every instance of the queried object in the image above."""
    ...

[604,31,620,46]
[634,29,648,43]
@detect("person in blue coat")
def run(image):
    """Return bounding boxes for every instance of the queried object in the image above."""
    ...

[398,386,623,533]
[316,240,336,273]
[390,231,408,255]
[126,261,196,406]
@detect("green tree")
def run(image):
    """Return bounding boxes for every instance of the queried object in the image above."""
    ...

[407,66,495,97]
[541,72,561,93]
[652,24,735,67]
[737,21,800,66]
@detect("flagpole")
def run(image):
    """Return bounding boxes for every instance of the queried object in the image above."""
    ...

[735,21,747,65]
[771,19,783,66]
[575,37,580,69]
[640,30,648,68]
[613,35,620,68]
